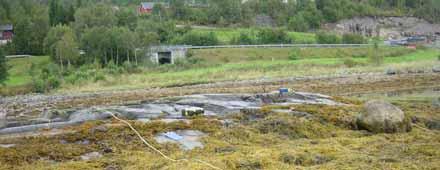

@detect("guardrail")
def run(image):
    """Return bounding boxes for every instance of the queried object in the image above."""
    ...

[5,55,32,59]
[186,44,375,49]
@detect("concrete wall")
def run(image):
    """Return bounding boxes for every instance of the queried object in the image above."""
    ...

[148,47,188,64]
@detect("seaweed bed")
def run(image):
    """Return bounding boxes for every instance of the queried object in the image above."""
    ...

[0,96,439,170]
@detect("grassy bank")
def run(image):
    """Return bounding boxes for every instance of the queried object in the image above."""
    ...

[2,47,439,94]
[61,47,438,92]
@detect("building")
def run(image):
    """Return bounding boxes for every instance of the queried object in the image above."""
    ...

[138,2,170,14]
[148,46,189,65]
[0,24,13,44]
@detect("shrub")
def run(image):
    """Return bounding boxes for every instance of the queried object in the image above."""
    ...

[31,63,62,93]
[257,28,292,44]
[230,31,256,45]
[288,49,301,60]
[438,55,440,61]
[316,32,341,44]
[342,34,366,44]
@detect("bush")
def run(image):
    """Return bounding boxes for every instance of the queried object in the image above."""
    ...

[178,31,219,46]
[30,63,62,93]
[316,32,341,44]
[257,28,292,44]
[438,55,440,61]
[230,31,256,45]
[288,49,301,60]
[342,34,366,44]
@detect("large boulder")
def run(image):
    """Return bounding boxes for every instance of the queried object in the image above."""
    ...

[357,100,411,133]
[0,110,6,129]
[433,66,440,73]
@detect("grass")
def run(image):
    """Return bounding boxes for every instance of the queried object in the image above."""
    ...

[4,56,50,86]
[2,47,439,94]
[192,28,316,44]
[1,98,439,169]
[60,47,439,92]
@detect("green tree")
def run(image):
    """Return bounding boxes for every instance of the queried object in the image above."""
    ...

[288,13,309,32]
[45,25,76,63]
[74,4,117,33]
[0,48,8,84]
[55,31,80,69]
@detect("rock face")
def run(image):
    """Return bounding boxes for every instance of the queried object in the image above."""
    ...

[357,100,411,133]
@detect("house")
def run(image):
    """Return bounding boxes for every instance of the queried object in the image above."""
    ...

[138,2,169,14]
[0,24,13,41]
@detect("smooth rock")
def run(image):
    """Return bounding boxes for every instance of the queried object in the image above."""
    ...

[433,66,440,73]
[80,152,102,161]
[386,68,397,75]
[0,111,6,129]
[357,100,411,133]
[155,130,206,150]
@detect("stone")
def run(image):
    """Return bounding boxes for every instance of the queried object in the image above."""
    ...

[155,130,206,150]
[0,111,6,129]
[433,66,440,73]
[181,107,204,117]
[90,125,108,133]
[357,100,411,133]
[386,68,397,75]
[80,152,102,161]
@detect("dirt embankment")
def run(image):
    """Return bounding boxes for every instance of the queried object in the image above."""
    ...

[1,73,440,117]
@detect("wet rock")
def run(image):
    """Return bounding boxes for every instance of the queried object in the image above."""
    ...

[433,66,440,73]
[155,130,206,150]
[80,152,102,161]
[357,100,411,133]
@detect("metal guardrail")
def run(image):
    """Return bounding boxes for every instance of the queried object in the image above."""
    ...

[186,44,374,49]
[5,55,32,59]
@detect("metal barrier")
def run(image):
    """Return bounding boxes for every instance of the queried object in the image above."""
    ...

[186,44,375,49]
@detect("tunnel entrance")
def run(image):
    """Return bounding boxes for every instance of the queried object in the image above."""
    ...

[158,52,172,65]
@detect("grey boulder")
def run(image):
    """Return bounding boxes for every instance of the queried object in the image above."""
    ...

[433,66,440,73]
[357,100,411,133]
[0,111,6,129]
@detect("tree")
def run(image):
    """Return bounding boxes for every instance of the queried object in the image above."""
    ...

[288,13,309,32]
[45,25,76,63]
[74,4,117,34]
[55,31,80,69]
[0,48,7,85]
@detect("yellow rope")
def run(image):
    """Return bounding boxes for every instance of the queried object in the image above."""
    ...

[107,111,223,170]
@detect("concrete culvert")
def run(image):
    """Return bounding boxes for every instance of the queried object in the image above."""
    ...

[357,100,412,133]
